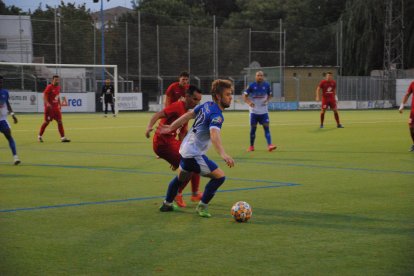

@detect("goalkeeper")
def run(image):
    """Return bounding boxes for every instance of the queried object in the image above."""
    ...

[101,79,115,117]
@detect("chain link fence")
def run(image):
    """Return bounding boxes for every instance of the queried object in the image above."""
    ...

[1,14,408,108]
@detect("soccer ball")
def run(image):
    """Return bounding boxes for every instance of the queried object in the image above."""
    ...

[231,201,252,223]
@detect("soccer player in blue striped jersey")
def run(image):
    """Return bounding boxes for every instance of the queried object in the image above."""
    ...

[158,79,235,218]
[243,70,277,152]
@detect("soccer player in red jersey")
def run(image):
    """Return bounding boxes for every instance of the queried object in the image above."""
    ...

[164,71,190,107]
[146,85,202,207]
[316,72,343,128]
[38,75,70,143]
[399,81,414,152]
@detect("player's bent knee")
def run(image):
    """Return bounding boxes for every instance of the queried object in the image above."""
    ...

[208,168,225,179]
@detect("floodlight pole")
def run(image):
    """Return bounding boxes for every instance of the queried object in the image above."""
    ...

[100,0,106,82]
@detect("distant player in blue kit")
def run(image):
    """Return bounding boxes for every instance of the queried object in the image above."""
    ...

[158,79,235,218]
[243,70,277,152]
[0,76,20,165]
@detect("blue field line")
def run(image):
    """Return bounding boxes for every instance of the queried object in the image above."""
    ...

[0,180,300,213]
[13,148,414,175]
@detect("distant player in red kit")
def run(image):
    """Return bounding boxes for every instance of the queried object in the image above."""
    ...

[146,85,203,207]
[316,72,343,128]
[38,75,71,142]
[399,81,414,152]
[164,71,190,107]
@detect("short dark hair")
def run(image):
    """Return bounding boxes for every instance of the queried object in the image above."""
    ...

[179,71,189,78]
[326,72,333,75]
[52,75,59,79]
[187,85,202,95]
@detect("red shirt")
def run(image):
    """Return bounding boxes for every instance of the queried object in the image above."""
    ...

[407,81,414,110]
[44,84,61,108]
[154,100,188,145]
[319,80,336,99]
[165,82,189,105]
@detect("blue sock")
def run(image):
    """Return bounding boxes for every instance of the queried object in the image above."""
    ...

[201,177,226,204]
[250,127,256,146]
[7,136,17,155]
[264,126,272,145]
[165,176,183,203]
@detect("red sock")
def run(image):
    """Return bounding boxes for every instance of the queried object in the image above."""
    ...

[39,121,49,136]
[57,122,65,137]
[334,112,340,125]
[320,112,325,125]
[191,173,200,193]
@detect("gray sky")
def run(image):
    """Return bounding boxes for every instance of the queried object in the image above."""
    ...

[4,0,133,12]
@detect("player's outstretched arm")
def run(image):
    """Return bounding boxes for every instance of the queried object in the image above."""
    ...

[159,110,195,135]
[210,128,234,168]
[145,110,166,138]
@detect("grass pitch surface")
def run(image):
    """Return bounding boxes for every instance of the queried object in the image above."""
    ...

[1,110,413,275]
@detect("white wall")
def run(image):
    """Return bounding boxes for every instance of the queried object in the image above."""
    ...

[396,79,413,107]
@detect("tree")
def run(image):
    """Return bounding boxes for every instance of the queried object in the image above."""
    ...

[31,2,94,64]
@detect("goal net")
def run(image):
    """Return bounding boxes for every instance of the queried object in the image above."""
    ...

[0,62,118,114]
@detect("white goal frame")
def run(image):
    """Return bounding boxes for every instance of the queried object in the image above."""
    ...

[0,62,119,114]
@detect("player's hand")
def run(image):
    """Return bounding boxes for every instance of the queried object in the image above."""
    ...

[262,101,268,106]
[145,127,153,138]
[170,164,178,171]
[12,114,18,124]
[248,102,255,108]
[221,153,234,168]
[399,103,404,113]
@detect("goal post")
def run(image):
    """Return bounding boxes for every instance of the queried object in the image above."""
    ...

[0,62,118,114]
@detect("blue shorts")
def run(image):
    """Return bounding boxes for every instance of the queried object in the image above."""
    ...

[179,155,218,176]
[0,120,10,133]
[250,113,270,126]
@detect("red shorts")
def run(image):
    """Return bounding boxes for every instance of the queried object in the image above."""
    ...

[322,97,337,110]
[153,135,181,168]
[409,110,414,128]
[44,107,62,122]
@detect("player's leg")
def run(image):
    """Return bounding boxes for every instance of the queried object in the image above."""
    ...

[154,141,188,207]
[104,98,108,116]
[109,98,115,116]
[0,121,20,165]
[160,167,192,212]
[320,101,327,128]
[332,101,343,128]
[196,155,225,218]
[38,111,51,142]
[260,114,276,151]
[409,113,414,151]
[247,113,258,151]
[190,173,202,202]
[55,111,70,142]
